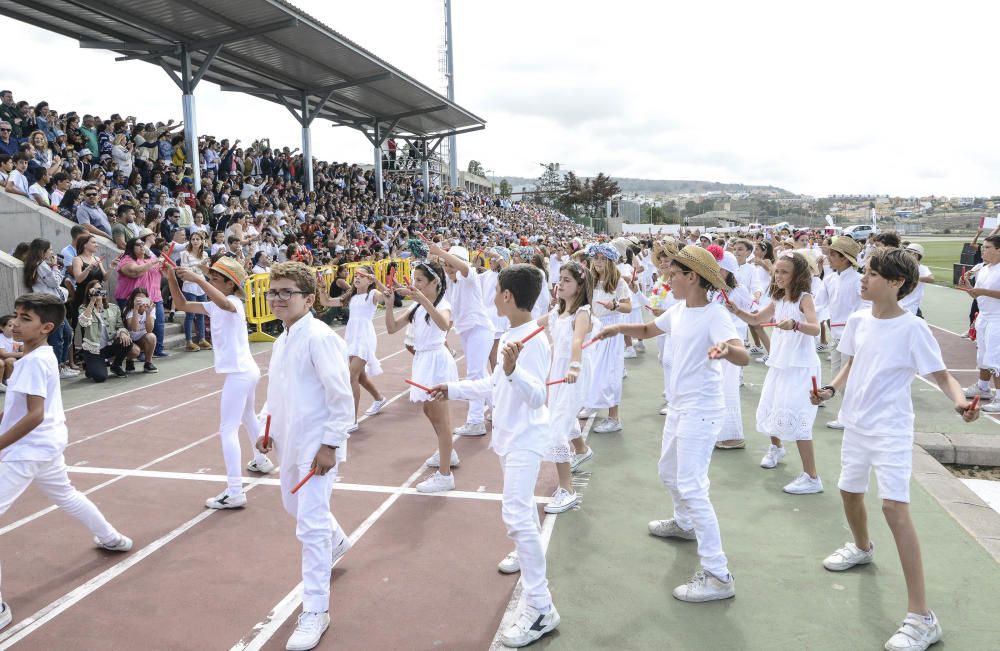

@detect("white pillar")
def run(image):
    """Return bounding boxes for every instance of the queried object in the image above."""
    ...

[301,125,313,192]
[181,93,200,192]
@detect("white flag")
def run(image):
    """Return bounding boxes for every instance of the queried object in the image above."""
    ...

[871,207,878,230]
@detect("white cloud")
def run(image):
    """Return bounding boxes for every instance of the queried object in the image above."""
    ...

[2,0,998,196]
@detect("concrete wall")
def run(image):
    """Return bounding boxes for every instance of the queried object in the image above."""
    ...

[0,250,23,315]
[0,191,122,303]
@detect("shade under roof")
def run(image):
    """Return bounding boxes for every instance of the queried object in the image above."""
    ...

[0,0,486,139]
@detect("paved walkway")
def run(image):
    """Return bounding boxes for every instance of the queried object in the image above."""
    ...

[543,284,1000,650]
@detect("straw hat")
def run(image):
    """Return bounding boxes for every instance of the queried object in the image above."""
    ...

[210,256,247,297]
[829,236,861,266]
[673,245,728,291]
[610,237,630,258]
[654,237,680,257]
[905,242,924,258]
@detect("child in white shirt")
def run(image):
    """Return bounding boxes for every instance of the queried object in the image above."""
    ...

[165,256,274,509]
[431,264,561,648]
[812,248,978,651]
[0,294,132,632]
[0,314,23,389]
[595,245,748,604]
[962,235,1000,411]
[823,236,863,430]
[254,262,355,651]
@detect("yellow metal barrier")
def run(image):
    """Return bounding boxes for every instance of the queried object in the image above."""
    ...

[244,273,277,342]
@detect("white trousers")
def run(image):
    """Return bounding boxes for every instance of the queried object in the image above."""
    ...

[459,326,493,424]
[829,338,848,379]
[281,461,345,614]
[218,369,264,495]
[718,361,744,442]
[0,455,120,594]
[658,409,729,578]
[500,450,552,611]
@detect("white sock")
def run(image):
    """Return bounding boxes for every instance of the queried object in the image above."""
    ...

[978,379,991,391]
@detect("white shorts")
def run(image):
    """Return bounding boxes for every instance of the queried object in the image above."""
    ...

[976,318,1000,376]
[837,429,912,503]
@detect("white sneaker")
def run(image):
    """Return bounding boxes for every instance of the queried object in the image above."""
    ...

[346,422,359,433]
[95,534,133,552]
[659,405,668,415]
[453,421,487,436]
[246,457,275,474]
[826,420,845,430]
[570,447,593,472]
[783,472,824,494]
[0,602,11,631]
[755,354,769,364]
[672,570,735,602]
[205,491,247,509]
[593,418,623,433]
[760,444,786,469]
[544,488,580,514]
[884,611,942,651]
[747,345,764,356]
[416,471,455,493]
[816,343,831,352]
[497,550,520,574]
[363,398,387,416]
[963,383,995,399]
[59,367,78,379]
[823,541,875,571]
[286,611,330,651]
[635,340,646,353]
[982,397,1000,413]
[0,382,6,393]
[648,518,696,540]
[624,346,638,359]
[577,407,597,419]
[500,604,560,648]
[331,533,352,567]
[425,449,460,468]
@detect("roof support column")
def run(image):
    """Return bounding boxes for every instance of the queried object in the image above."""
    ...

[372,121,384,202]
[173,44,219,193]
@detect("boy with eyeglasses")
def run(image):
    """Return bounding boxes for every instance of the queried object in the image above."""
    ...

[254,262,354,651]
[164,256,275,509]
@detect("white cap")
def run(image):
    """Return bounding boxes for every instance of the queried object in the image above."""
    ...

[720,251,739,275]
[448,245,470,262]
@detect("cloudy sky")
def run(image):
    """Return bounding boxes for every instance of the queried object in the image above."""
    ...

[2,0,997,196]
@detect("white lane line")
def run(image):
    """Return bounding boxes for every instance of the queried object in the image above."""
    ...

[0,477,271,648]
[928,322,968,338]
[488,413,596,651]
[0,430,221,538]
[61,466,552,504]
[913,374,1000,425]
[230,354,468,651]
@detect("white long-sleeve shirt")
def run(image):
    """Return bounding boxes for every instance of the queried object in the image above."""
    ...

[448,320,550,456]
[827,266,862,338]
[261,313,354,466]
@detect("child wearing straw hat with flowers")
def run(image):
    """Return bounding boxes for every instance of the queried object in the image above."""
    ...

[593,245,748,603]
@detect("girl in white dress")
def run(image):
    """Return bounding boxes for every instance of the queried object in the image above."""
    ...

[482,247,511,371]
[647,241,680,416]
[320,265,387,429]
[581,244,632,433]
[384,259,459,494]
[529,253,552,320]
[748,240,775,361]
[539,261,595,514]
[714,250,753,450]
[728,252,823,494]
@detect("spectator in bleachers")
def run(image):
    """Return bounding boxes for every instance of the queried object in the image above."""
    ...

[70,233,106,318]
[77,278,136,381]
[114,235,167,357]
[0,154,11,186]
[123,288,158,373]
[79,115,99,153]
[0,91,20,137]
[57,187,81,221]
[4,153,30,197]
[180,231,211,352]
[75,185,113,237]
[22,238,78,377]
[49,171,70,206]
[27,166,50,208]
[35,101,56,142]
[111,133,133,178]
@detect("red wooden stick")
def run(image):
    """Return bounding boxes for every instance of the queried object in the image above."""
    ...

[811,376,819,397]
[758,322,779,327]
[644,304,654,311]
[262,414,271,448]
[719,287,730,303]
[829,322,846,328]
[405,379,434,393]
[519,325,545,345]
[582,337,599,349]
[970,395,981,411]
[291,468,316,494]
[386,267,396,289]
[546,378,566,386]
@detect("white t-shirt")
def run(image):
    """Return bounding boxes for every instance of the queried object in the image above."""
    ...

[450,267,492,334]
[974,263,1000,322]
[838,310,945,437]
[0,332,16,353]
[125,307,154,341]
[7,168,29,195]
[654,302,739,411]
[0,345,67,461]
[29,182,50,206]
[899,264,931,315]
[203,295,257,374]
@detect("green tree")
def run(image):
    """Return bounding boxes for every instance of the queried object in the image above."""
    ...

[467,160,485,176]
[498,178,512,198]
[534,163,563,208]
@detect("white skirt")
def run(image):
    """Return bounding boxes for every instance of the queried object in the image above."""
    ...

[346,322,382,377]
[719,360,744,441]
[585,313,624,409]
[410,347,458,402]
[545,355,587,463]
[755,364,820,441]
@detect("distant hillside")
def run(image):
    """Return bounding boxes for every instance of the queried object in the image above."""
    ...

[500,175,795,196]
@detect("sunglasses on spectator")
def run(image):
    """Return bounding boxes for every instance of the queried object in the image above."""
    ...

[0,128,9,132]
[85,193,98,197]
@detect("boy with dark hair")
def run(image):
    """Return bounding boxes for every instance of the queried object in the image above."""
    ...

[430,263,560,647]
[812,249,979,651]
[873,231,902,249]
[0,294,133,632]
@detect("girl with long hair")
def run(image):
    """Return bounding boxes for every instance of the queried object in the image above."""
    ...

[23,238,77,377]
[180,231,212,351]
[384,259,459,493]
[320,265,388,429]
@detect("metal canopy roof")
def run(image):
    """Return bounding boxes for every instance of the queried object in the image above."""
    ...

[0,0,486,140]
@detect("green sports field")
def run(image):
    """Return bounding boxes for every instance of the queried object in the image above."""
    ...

[905,236,968,286]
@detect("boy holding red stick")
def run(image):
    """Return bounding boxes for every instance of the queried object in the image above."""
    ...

[429,264,559,648]
[811,249,979,651]
[593,246,748,603]
[253,262,355,651]
[823,236,863,430]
